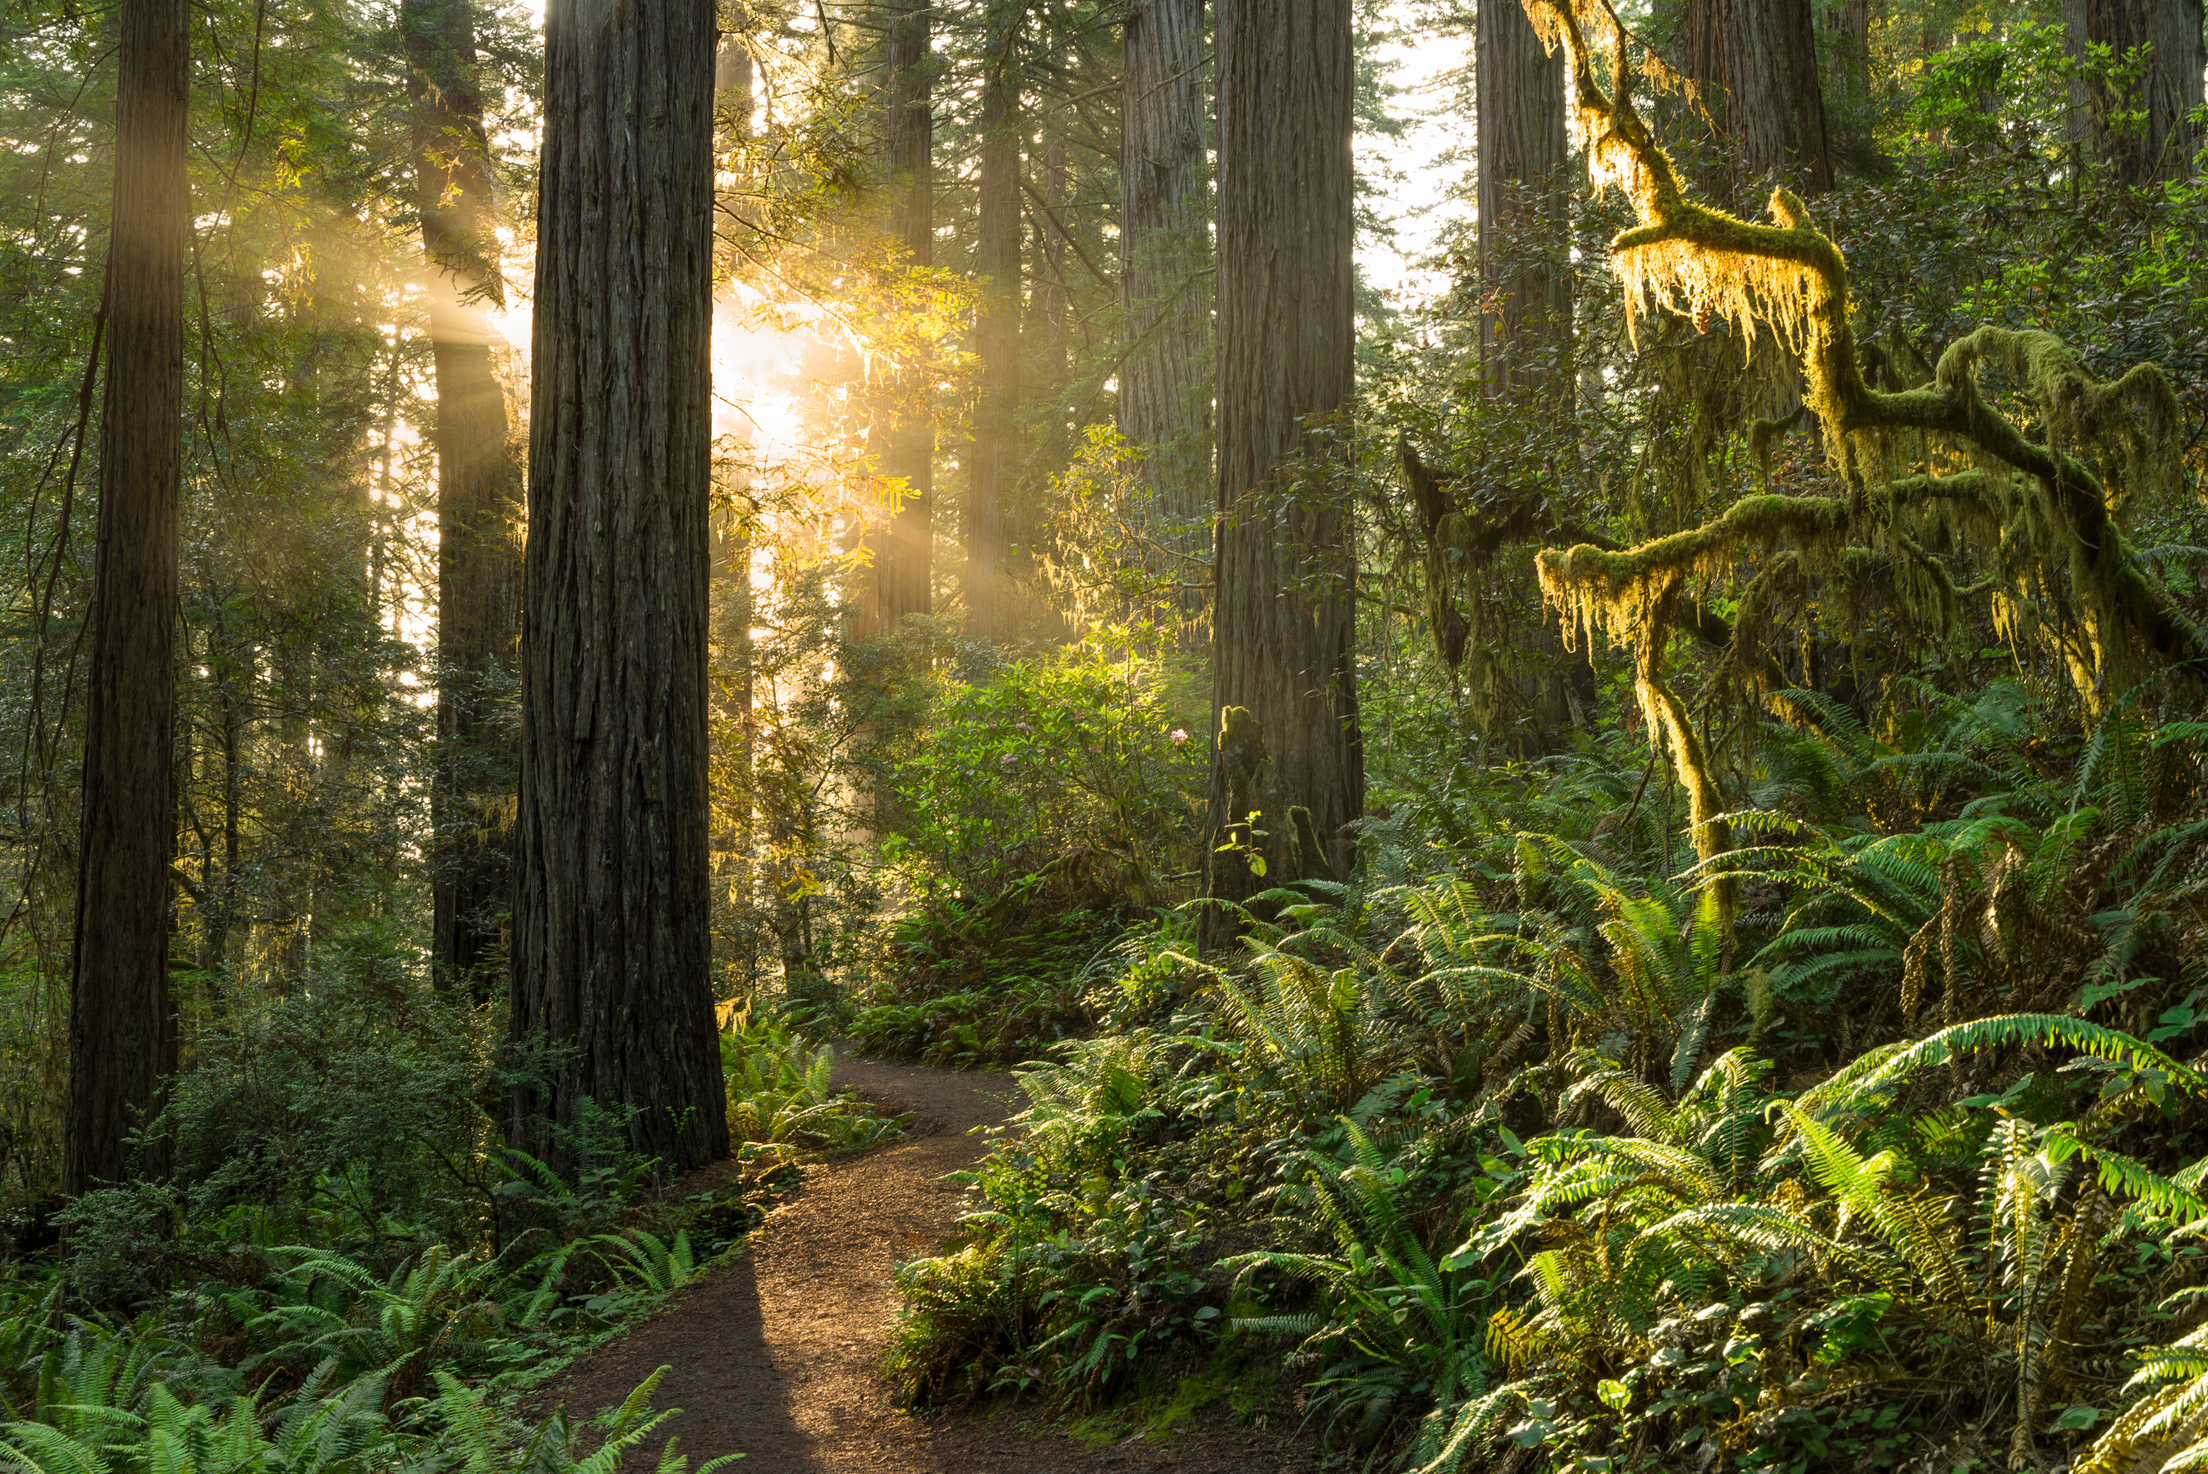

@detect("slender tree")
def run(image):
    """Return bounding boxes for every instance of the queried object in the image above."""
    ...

[1036,133,1070,478]
[2064,0,2206,183]
[66,0,190,1194]
[1476,0,1571,392]
[508,0,729,1175]
[1203,0,1363,941]
[869,0,934,632]
[964,1,1021,643]
[1818,0,1875,163]
[406,0,522,998]
[1119,0,1212,546]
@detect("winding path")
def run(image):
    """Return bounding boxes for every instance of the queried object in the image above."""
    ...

[548,1044,1314,1473]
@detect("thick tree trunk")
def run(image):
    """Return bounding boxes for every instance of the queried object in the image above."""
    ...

[2064,0,2206,183]
[67,0,188,1194]
[1476,0,1570,393]
[1474,2,1579,753]
[510,0,729,1177]
[1203,0,1363,943]
[408,0,522,999]
[1120,0,1213,548]
[965,3,1020,644]
[1685,0,1835,195]
[870,2,933,631]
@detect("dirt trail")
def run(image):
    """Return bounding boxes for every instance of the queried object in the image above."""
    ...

[547,1043,1315,1474]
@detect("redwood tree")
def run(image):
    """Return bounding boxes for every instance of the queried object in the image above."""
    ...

[1476,0,1570,391]
[67,0,190,1194]
[868,0,934,632]
[1203,0,1363,939]
[2064,0,2206,184]
[1683,0,1834,195]
[405,0,522,998]
[1120,0,1212,542]
[964,1,1021,643]
[509,0,729,1175]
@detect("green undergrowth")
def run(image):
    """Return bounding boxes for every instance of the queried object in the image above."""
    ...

[880,696,2208,1474]
[851,886,1126,1067]
[0,970,898,1473]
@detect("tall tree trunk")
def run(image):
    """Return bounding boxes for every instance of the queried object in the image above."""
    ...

[1685,0,1835,195]
[67,0,188,1194]
[965,3,1021,644]
[408,0,522,1000]
[1120,0,1213,558]
[1476,0,1570,393]
[1476,0,1579,752]
[1203,0,1363,945]
[1036,133,1069,483]
[871,1,933,631]
[2065,0,2206,183]
[713,32,759,997]
[510,0,729,1177]
[1823,0,1871,100]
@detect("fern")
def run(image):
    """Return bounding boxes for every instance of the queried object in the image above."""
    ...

[1796,1014,2206,1116]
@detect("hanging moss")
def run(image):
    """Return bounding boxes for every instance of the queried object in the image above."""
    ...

[1508,0,2200,965]
[1938,326,2181,510]
[1746,404,1808,489]
[1520,0,2200,769]
[1537,492,1850,661]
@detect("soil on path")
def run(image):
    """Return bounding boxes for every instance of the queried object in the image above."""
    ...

[547,1043,1317,1474]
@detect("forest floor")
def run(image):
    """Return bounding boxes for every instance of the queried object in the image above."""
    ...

[547,1043,1320,1473]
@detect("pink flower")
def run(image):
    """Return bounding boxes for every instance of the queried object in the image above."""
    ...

[1015,722,1032,732]
[1170,728,1189,744]
[999,753,1016,765]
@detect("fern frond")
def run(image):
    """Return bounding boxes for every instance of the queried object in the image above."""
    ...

[1799,1016,2206,1116]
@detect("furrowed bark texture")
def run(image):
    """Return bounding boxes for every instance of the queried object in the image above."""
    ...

[1477,0,1570,392]
[511,0,729,1175]
[1120,0,1213,542]
[2064,0,2206,183]
[872,1,933,629]
[68,0,188,1194]
[1205,0,1363,935]
[965,3,1020,643]
[408,0,522,998]
[1684,0,1834,195]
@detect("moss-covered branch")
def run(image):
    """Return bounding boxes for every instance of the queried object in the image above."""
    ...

[1398,436,1623,669]
[1522,0,2202,687]
[1509,0,2203,924]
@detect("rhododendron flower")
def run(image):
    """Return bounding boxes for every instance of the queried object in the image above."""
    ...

[1170,728,1189,743]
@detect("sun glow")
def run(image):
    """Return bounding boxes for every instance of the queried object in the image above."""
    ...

[711,295,814,459]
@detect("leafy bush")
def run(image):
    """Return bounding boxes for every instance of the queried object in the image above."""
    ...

[872,640,1206,899]
[722,1008,906,1152]
[851,895,1112,1066]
